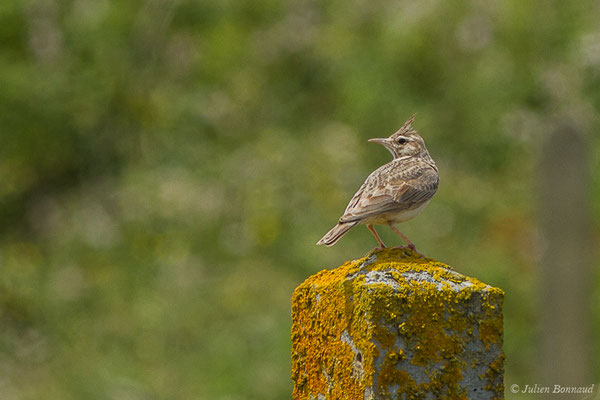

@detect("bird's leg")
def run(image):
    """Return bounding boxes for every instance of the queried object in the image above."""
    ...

[366,224,386,250]
[388,224,417,252]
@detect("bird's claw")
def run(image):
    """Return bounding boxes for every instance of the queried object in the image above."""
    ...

[366,246,386,256]
[391,245,423,258]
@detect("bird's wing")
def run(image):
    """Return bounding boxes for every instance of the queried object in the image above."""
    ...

[338,162,438,223]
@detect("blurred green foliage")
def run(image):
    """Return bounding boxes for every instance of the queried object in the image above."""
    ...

[0,0,599,399]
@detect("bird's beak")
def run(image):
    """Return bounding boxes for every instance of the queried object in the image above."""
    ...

[368,137,391,149]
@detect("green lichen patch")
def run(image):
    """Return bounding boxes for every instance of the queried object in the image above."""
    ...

[291,248,504,399]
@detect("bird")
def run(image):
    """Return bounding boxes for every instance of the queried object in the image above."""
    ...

[316,115,438,251]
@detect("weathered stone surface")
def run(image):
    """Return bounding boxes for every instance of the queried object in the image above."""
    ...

[291,248,504,400]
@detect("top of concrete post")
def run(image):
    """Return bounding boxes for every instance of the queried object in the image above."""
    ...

[291,248,504,399]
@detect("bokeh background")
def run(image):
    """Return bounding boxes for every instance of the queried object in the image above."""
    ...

[1,0,599,399]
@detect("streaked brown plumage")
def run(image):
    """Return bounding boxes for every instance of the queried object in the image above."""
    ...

[316,115,438,250]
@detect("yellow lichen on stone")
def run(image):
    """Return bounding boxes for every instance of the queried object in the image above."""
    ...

[291,248,504,400]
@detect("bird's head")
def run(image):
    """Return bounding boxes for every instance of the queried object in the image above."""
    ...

[368,114,428,159]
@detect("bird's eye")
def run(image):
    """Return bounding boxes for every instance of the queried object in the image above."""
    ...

[397,138,408,145]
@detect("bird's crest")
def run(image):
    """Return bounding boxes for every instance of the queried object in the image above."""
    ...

[396,114,417,135]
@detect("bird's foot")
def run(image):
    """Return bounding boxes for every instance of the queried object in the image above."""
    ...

[366,246,386,256]
[391,245,423,258]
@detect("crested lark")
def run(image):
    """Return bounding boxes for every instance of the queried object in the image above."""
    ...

[316,115,438,251]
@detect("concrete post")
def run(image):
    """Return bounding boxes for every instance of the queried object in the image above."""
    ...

[291,248,504,400]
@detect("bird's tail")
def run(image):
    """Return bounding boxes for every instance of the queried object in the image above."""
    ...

[316,222,358,246]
